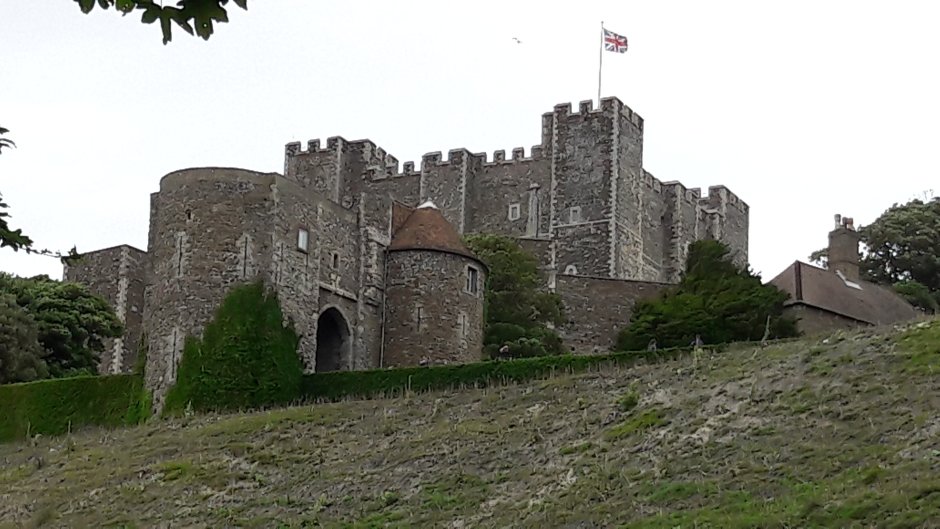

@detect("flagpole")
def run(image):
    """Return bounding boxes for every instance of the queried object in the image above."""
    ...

[597,21,604,105]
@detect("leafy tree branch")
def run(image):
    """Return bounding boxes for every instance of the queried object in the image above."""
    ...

[0,126,82,265]
[73,0,248,44]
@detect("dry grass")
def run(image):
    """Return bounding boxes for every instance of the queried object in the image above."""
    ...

[1,318,938,528]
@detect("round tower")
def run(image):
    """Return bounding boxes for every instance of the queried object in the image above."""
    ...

[144,167,278,409]
[383,201,487,367]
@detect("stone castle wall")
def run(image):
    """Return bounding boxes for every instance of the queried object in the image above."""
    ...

[555,274,670,353]
[269,175,365,372]
[63,244,146,374]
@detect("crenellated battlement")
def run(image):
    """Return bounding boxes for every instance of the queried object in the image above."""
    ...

[641,170,660,191]
[549,97,644,131]
[483,145,544,165]
[422,151,444,166]
[284,136,352,158]
[698,185,749,214]
[660,180,701,206]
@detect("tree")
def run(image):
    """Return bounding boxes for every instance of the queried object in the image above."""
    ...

[808,195,940,313]
[0,274,123,378]
[0,193,32,253]
[163,281,302,414]
[0,125,82,263]
[894,280,939,314]
[860,197,940,292]
[73,0,248,44]
[617,240,798,351]
[0,126,30,253]
[0,293,49,384]
[463,234,566,358]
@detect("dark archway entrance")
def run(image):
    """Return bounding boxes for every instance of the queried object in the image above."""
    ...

[315,307,349,372]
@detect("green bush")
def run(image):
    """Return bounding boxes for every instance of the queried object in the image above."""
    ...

[465,234,567,358]
[484,322,528,345]
[163,281,303,415]
[618,240,798,350]
[0,374,149,443]
[618,389,639,412]
[483,324,566,359]
[0,292,49,384]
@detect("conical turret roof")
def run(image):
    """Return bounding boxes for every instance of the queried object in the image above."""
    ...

[388,201,480,262]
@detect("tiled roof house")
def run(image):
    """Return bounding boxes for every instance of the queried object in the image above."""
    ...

[768,214,918,334]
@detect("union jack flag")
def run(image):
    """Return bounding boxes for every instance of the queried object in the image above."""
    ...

[603,28,628,53]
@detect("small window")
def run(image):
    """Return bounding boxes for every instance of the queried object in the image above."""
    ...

[415,306,425,332]
[457,312,468,336]
[508,203,521,221]
[297,228,309,252]
[466,266,479,294]
[331,252,339,268]
[564,264,578,275]
[569,206,582,224]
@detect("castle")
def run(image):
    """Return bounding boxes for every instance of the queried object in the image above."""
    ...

[63,96,749,410]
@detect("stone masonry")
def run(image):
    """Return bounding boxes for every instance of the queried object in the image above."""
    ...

[63,244,146,374]
[65,96,748,409]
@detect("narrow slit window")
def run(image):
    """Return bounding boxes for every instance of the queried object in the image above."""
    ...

[466,266,479,294]
[508,203,521,221]
[331,252,339,268]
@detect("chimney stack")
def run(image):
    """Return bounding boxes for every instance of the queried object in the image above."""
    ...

[828,213,860,281]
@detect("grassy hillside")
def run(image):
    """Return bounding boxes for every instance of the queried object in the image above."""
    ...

[1,319,938,528]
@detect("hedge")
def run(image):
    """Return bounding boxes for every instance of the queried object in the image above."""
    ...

[301,344,709,402]
[0,374,150,443]
[300,336,808,402]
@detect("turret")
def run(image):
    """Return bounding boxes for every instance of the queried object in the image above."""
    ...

[382,201,486,366]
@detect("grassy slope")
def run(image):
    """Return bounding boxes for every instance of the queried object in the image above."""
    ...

[1,319,938,529]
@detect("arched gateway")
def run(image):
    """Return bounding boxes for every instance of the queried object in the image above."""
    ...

[315,307,350,372]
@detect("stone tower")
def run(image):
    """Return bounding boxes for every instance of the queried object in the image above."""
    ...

[383,201,487,366]
[143,167,283,408]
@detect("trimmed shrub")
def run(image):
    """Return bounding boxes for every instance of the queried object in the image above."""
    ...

[0,374,148,443]
[301,345,712,402]
[301,334,804,404]
[163,281,302,415]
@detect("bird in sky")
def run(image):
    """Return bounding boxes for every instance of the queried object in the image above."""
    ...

[512,37,522,44]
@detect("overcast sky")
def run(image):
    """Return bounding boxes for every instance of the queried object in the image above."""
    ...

[1,1,937,281]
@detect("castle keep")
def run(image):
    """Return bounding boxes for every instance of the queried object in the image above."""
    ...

[64,96,749,409]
